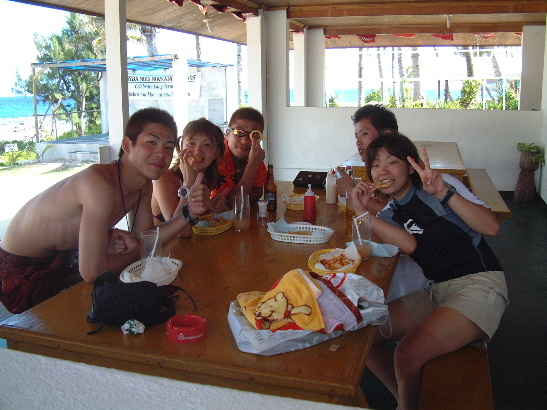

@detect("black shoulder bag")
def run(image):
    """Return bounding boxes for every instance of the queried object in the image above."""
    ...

[87,271,196,335]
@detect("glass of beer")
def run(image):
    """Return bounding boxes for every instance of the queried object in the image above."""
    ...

[352,212,373,260]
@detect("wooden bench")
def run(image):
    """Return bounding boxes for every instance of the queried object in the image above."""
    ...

[419,344,494,410]
[465,168,511,220]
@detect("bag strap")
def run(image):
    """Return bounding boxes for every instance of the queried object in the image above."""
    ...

[309,272,363,324]
[169,285,198,312]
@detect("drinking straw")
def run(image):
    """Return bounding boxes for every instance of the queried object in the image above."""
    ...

[150,225,160,258]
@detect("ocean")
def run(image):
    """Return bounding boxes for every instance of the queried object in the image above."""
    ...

[0,96,55,119]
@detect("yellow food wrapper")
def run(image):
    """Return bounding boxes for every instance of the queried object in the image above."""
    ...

[237,269,325,331]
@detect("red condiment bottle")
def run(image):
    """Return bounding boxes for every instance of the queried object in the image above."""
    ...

[303,184,316,224]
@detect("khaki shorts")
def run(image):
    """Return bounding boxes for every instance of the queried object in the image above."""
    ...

[390,271,509,340]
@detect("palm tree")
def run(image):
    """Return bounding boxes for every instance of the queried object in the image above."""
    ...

[397,47,405,105]
[357,47,363,106]
[376,47,384,102]
[410,47,421,102]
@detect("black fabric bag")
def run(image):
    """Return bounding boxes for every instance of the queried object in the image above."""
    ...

[293,171,327,189]
[87,271,181,334]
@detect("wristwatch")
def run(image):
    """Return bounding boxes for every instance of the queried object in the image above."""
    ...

[182,204,199,226]
[441,184,456,207]
[178,185,190,200]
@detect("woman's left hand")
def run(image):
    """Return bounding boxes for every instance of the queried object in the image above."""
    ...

[407,148,448,200]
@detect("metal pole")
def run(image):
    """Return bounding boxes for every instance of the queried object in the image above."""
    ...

[224,67,228,125]
[32,66,39,143]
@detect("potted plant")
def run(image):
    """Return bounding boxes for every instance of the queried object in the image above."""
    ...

[514,143,545,202]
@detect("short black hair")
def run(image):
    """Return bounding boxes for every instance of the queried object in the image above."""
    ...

[351,104,398,133]
[366,130,422,188]
[229,107,264,131]
[119,108,178,158]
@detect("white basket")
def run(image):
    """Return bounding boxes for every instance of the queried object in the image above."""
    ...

[120,257,182,286]
[267,223,334,244]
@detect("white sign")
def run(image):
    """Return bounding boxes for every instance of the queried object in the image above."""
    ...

[128,71,173,99]
[4,143,18,153]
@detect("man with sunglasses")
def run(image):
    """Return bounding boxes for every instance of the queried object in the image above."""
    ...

[213,107,268,202]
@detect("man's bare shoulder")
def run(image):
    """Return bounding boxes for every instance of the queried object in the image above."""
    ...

[75,164,117,198]
[155,169,180,186]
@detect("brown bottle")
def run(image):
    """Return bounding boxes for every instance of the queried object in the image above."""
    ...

[265,164,277,212]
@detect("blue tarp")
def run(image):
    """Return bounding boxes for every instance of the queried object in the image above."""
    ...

[32,54,231,72]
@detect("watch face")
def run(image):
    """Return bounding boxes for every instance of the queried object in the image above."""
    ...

[178,186,190,199]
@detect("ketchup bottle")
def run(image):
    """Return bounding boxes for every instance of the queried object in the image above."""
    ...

[304,184,317,224]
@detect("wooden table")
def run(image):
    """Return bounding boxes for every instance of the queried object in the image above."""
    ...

[414,141,467,177]
[0,184,397,408]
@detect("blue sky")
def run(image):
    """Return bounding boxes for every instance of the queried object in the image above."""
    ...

[0,0,69,96]
[0,0,240,97]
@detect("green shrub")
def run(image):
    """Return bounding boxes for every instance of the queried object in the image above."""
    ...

[517,143,545,166]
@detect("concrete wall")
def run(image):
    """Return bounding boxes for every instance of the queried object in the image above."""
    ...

[36,142,109,162]
[541,17,547,202]
[270,101,542,192]
[0,349,365,410]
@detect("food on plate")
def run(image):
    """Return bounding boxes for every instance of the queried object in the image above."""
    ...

[320,253,355,270]
[287,231,312,236]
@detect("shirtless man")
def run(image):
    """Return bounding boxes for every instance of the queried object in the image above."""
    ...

[0,108,208,313]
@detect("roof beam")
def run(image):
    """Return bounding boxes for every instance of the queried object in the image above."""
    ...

[324,22,532,36]
[287,1,547,18]
[212,0,260,14]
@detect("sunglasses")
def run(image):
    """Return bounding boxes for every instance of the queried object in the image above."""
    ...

[225,128,263,140]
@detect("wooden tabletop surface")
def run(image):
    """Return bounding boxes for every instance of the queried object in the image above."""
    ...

[0,183,397,407]
[414,141,467,176]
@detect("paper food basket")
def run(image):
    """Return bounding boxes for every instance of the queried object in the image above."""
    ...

[120,257,182,286]
[267,220,334,244]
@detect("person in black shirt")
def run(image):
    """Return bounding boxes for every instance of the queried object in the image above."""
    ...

[351,132,508,410]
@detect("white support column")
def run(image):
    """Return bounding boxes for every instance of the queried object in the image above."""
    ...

[105,0,128,161]
[262,9,289,167]
[306,28,325,108]
[172,57,188,136]
[520,25,546,111]
[99,73,108,134]
[293,31,307,106]
[246,13,266,114]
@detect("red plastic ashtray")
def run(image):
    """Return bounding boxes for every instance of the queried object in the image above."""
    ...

[166,314,207,343]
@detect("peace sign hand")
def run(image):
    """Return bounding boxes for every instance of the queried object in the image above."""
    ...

[179,148,198,187]
[407,148,447,199]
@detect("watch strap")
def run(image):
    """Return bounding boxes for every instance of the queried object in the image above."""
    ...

[440,185,456,207]
[182,204,199,225]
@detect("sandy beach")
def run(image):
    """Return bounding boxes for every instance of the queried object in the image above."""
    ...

[0,116,71,142]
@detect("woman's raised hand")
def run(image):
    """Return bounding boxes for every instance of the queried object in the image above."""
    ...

[407,148,447,199]
[179,148,198,187]
[351,181,378,215]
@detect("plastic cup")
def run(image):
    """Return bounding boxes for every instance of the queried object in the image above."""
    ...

[140,228,161,258]
[257,199,268,218]
[233,186,251,232]
[352,213,373,260]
